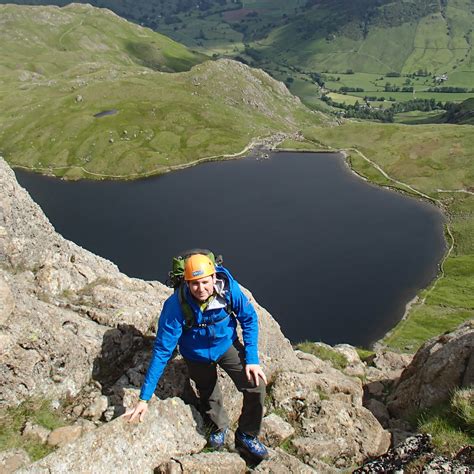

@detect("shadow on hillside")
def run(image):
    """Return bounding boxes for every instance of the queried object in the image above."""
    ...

[92,324,199,420]
[124,41,202,73]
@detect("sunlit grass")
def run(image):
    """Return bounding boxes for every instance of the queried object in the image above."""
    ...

[414,388,474,456]
[0,399,68,461]
[296,341,349,370]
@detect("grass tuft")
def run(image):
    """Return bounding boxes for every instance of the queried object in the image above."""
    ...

[414,389,474,456]
[451,388,474,434]
[0,399,68,461]
[355,347,375,363]
[296,341,349,370]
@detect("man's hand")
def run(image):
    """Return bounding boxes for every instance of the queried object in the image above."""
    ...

[122,400,149,423]
[245,364,267,387]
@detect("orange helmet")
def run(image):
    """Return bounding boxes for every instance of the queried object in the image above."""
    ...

[184,254,215,281]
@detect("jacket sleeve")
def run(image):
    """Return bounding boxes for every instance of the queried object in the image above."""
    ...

[139,297,183,401]
[232,281,260,365]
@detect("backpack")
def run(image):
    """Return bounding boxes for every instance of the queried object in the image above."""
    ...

[165,249,235,330]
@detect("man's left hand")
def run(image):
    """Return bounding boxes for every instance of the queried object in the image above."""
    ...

[245,364,267,387]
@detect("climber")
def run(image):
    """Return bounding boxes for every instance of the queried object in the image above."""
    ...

[123,253,269,462]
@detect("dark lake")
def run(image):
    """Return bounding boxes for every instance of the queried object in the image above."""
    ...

[14,152,446,347]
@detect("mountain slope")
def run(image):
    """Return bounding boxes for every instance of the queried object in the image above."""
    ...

[5,1,473,76]
[4,1,473,110]
[0,3,207,74]
[253,0,473,76]
[0,4,323,179]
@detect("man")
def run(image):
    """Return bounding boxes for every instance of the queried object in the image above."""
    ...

[124,253,268,461]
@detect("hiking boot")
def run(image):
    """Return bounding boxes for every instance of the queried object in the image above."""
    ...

[208,427,228,449]
[235,429,269,462]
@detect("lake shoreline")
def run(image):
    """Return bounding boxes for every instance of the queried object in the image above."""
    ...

[275,145,450,351]
[11,132,297,182]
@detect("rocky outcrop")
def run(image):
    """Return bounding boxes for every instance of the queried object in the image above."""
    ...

[387,321,474,417]
[18,398,205,474]
[266,352,391,469]
[0,156,391,472]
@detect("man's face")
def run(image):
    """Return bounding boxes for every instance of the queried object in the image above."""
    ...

[187,274,216,302]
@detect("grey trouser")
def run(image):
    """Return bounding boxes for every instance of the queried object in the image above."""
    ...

[184,339,266,437]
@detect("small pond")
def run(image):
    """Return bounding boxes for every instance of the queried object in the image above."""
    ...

[94,109,118,118]
[15,152,446,347]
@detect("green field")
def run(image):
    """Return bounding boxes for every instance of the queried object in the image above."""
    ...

[327,92,361,106]
[297,121,474,351]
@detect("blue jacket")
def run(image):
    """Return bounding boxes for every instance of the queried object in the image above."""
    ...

[140,266,259,401]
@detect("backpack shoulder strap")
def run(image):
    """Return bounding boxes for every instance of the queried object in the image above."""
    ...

[218,271,236,318]
[178,283,195,330]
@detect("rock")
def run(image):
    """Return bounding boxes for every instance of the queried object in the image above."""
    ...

[267,366,389,469]
[82,395,108,421]
[103,405,116,422]
[0,448,30,473]
[0,275,14,325]
[462,348,474,387]
[422,455,473,473]
[334,343,366,377]
[259,413,295,447]
[75,95,83,102]
[365,380,385,398]
[73,418,96,434]
[364,398,390,428]
[18,398,206,473]
[353,434,431,473]
[72,404,84,417]
[253,448,321,473]
[294,350,331,373]
[387,321,474,417]
[156,452,246,473]
[292,400,391,469]
[390,429,415,448]
[21,421,50,444]
[271,370,363,411]
[0,334,14,355]
[373,351,413,373]
[47,425,83,447]
[388,418,412,432]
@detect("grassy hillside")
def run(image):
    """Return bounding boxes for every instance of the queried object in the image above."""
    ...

[250,0,474,108]
[282,121,474,351]
[4,1,473,111]
[0,4,323,179]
